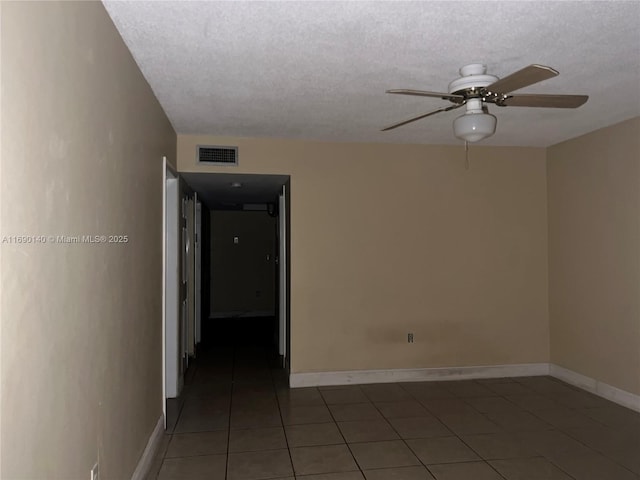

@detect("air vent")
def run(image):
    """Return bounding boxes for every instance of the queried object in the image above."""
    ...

[197,145,238,165]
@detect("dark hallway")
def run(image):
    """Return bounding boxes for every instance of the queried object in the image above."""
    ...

[203,316,279,349]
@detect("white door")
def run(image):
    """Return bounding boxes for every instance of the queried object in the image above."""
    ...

[185,197,196,358]
[181,197,190,373]
[278,185,287,366]
[195,199,202,345]
[164,162,180,400]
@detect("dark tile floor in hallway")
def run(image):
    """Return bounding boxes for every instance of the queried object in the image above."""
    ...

[147,347,640,479]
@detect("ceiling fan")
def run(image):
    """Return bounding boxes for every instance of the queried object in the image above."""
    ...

[382,64,588,142]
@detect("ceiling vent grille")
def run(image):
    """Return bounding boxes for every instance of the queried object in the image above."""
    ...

[197,145,238,165]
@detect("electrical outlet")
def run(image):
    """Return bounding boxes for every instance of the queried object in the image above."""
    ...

[90,462,99,480]
[408,333,414,343]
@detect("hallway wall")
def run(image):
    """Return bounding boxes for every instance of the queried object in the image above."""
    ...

[210,210,277,317]
[1,2,176,478]
[178,136,550,374]
[548,117,640,396]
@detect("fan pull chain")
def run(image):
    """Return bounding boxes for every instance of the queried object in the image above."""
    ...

[465,141,470,170]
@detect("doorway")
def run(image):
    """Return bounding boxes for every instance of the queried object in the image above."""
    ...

[164,172,290,428]
[181,173,290,366]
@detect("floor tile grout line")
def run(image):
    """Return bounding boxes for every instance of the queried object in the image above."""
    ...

[558,427,640,477]
[155,363,195,478]
[270,349,297,479]
[322,387,368,476]
[460,385,634,478]
[540,456,581,480]
[397,381,536,480]
[428,458,511,480]
[356,383,433,475]
[223,345,238,480]
[440,386,582,480]
[401,384,471,479]
[449,426,510,480]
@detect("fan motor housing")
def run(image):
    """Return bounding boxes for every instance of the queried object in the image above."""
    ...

[448,75,498,95]
[448,63,498,96]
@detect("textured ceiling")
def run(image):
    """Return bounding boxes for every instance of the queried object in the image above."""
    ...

[103,1,640,147]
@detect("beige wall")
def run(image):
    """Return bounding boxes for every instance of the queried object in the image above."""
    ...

[548,117,640,396]
[179,136,550,373]
[1,2,176,478]
[210,210,277,316]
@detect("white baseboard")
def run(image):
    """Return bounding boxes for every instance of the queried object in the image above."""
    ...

[289,363,639,413]
[550,364,640,413]
[131,415,164,480]
[289,363,550,388]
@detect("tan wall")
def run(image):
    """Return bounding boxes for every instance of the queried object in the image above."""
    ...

[210,210,277,316]
[548,117,640,396]
[1,2,176,478]
[179,136,550,373]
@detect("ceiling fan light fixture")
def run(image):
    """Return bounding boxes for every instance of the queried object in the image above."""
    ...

[383,64,587,138]
[453,111,497,143]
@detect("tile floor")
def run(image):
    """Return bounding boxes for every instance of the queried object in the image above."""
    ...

[147,346,640,480]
